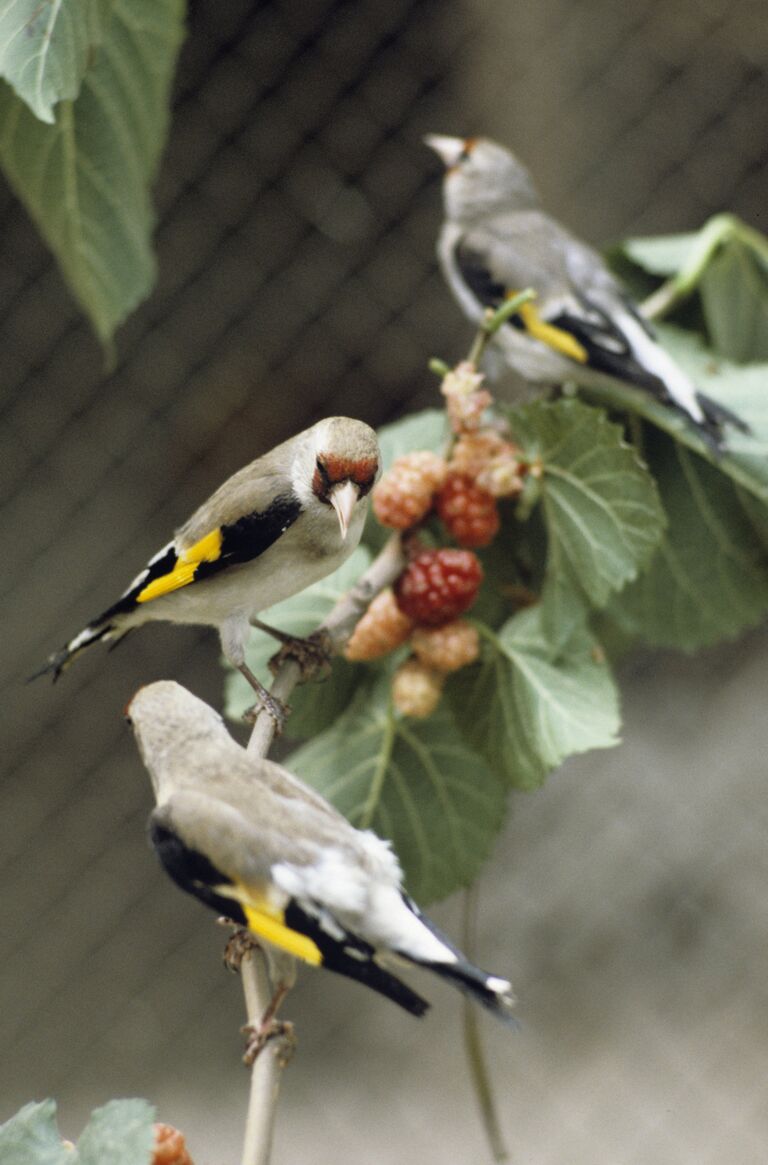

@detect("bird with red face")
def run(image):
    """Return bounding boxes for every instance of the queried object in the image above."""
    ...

[34,417,380,709]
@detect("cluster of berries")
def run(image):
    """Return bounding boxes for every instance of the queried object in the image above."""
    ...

[345,362,529,717]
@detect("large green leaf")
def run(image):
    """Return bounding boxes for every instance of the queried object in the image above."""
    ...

[0,1099,155,1165]
[622,216,768,361]
[699,239,768,361]
[608,431,768,650]
[224,547,372,739]
[573,325,768,503]
[507,398,666,608]
[447,605,621,791]
[0,0,105,123]
[376,407,449,469]
[655,325,768,498]
[288,678,506,904]
[623,231,698,277]
[0,0,185,343]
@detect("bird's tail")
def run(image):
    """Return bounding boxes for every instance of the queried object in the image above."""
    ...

[282,900,431,1018]
[325,946,431,1018]
[28,622,117,682]
[695,390,751,452]
[418,955,517,1026]
[398,895,517,1026]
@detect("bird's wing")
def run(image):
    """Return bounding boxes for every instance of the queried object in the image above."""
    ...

[95,480,303,623]
[455,212,666,392]
[150,792,429,1015]
[151,791,329,963]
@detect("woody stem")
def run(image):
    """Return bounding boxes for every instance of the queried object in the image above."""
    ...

[238,532,406,1165]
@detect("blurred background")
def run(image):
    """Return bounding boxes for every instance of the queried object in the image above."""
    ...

[2,0,767,1161]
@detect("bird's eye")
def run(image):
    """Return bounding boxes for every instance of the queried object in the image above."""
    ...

[356,471,377,498]
[458,137,477,164]
[315,457,331,486]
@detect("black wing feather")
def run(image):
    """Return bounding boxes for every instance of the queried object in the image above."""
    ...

[150,821,429,1018]
[283,900,430,1017]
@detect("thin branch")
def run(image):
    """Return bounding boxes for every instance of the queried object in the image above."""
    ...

[467,289,536,367]
[240,951,283,1165]
[238,532,406,1165]
[461,886,510,1164]
[238,304,522,1162]
[245,533,406,759]
[639,212,768,322]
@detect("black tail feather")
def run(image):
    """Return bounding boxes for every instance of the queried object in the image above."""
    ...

[677,392,751,457]
[283,901,430,1018]
[397,893,516,1026]
[327,949,431,1017]
[423,958,518,1027]
[27,624,113,683]
[697,391,751,435]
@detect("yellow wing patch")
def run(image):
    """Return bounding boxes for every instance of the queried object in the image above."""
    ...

[136,528,223,604]
[214,881,323,966]
[518,301,588,363]
[243,905,323,965]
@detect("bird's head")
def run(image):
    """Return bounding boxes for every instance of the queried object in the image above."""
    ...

[423,134,539,221]
[294,417,380,541]
[126,681,226,796]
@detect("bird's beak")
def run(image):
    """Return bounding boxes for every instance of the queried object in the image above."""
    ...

[423,133,466,169]
[329,479,360,541]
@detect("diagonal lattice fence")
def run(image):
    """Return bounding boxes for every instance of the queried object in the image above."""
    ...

[1,0,767,1160]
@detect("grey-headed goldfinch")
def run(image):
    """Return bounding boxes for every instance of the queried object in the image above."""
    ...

[127,681,516,1023]
[35,418,380,694]
[425,134,746,448]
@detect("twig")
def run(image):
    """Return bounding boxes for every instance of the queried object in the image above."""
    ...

[245,532,406,760]
[239,951,283,1165]
[640,212,768,322]
[238,532,406,1165]
[461,886,510,1163]
[467,289,536,367]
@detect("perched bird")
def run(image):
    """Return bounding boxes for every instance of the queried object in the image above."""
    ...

[127,680,516,1023]
[34,418,380,710]
[425,133,746,448]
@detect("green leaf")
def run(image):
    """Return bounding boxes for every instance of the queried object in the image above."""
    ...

[570,325,768,498]
[621,216,768,362]
[655,325,768,499]
[736,485,768,552]
[288,677,507,903]
[76,1099,155,1165]
[447,606,621,791]
[0,1101,69,1165]
[224,547,372,739]
[0,0,105,123]
[623,231,699,277]
[0,0,185,343]
[377,408,449,469]
[0,1099,155,1165]
[608,431,768,650]
[507,398,666,608]
[698,239,768,361]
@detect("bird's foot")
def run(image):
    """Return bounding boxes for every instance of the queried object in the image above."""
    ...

[219,922,259,973]
[241,980,296,1066]
[260,626,333,682]
[237,663,290,734]
[242,1018,296,1066]
[242,691,290,735]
